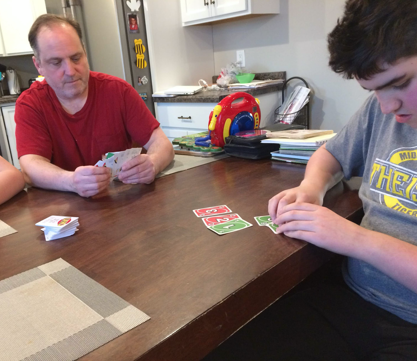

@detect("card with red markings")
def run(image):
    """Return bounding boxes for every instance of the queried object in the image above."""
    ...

[193,205,232,218]
[202,213,241,227]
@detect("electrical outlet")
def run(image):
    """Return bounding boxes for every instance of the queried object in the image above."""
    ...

[236,50,245,67]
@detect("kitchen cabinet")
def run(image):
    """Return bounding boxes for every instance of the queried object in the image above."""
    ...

[157,103,216,141]
[180,0,279,26]
[1,105,19,169]
[0,0,46,56]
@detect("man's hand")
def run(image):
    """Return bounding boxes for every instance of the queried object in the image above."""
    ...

[71,166,112,197]
[117,154,156,184]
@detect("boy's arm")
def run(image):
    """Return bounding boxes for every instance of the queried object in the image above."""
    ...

[0,157,25,204]
[275,201,417,293]
[270,146,417,294]
[268,145,344,221]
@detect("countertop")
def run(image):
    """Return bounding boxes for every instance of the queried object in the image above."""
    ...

[0,94,19,106]
[153,71,286,103]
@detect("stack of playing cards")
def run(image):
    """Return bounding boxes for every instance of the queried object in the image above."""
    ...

[193,205,253,235]
[35,216,79,241]
[95,148,142,180]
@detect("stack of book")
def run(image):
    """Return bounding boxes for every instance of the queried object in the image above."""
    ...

[261,130,336,164]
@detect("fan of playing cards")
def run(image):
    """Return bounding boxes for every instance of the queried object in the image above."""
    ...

[95,148,142,180]
[36,216,79,241]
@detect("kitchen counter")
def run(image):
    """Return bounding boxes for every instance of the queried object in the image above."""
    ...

[153,71,286,103]
[155,72,287,141]
[0,95,19,105]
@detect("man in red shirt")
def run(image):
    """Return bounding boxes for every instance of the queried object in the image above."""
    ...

[16,14,174,197]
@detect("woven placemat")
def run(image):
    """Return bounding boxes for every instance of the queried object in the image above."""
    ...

[0,219,17,238]
[0,258,150,361]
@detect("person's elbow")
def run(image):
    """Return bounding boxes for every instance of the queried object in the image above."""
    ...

[145,127,175,171]
[18,154,48,186]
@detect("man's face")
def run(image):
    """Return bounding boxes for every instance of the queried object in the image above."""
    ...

[358,56,417,129]
[32,23,90,102]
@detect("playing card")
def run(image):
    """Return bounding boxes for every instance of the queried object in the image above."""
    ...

[36,216,79,230]
[202,213,241,227]
[94,160,106,167]
[208,219,253,235]
[193,205,232,218]
[95,148,142,179]
[266,222,280,234]
[254,215,273,226]
[254,215,279,234]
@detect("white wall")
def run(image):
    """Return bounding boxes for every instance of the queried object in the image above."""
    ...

[212,0,370,132]
[144,0,215,92]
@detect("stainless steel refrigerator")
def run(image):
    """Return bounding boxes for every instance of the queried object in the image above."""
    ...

[46,0,155,115]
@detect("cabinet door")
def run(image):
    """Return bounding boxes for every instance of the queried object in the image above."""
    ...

[1,105,19,169]
[180,0,211,23]
[0,0,46,55]
[212,0,247,17]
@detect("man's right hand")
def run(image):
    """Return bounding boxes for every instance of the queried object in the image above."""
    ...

[71,166,112,197]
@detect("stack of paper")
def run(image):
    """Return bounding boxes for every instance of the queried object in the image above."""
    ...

[262,133,336,146]
[264,132,337,164]
[270,146,317,164]
[228,79,284,89]
[36,216,79,241]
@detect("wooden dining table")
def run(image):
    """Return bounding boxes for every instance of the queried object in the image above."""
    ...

[0,157,363,361]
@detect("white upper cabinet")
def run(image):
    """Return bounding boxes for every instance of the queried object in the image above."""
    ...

[0,0,47,56]
[180,0,279,26]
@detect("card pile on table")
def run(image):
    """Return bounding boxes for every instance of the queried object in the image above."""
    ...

[193,205,253,235]
[35,216,79,241]
[95,148,142,180]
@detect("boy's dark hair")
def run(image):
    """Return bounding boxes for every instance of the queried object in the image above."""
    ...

[29,14,83,59]
[328,0,417,79]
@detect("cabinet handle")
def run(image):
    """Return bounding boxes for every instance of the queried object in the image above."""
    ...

[210,0,215,4]
[204,0,209,5]
[178,116,192,121]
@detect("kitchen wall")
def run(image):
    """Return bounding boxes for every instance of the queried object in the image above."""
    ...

[2,0,369,132]
[211,0,369,132]
[144,0,214,91]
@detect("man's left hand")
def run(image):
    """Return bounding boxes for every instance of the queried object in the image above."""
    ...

[117,154,156,184]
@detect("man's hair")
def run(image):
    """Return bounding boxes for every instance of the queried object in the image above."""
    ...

[28,14,83,59]
[328,0,417,79]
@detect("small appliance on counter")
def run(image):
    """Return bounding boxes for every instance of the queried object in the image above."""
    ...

[28,76,45,87]
[6,68,20,95]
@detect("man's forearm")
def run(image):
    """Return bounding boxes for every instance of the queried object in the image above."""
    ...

[145,128,175,175]
[20,155,75,192]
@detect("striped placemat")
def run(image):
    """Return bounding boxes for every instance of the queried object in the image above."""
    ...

[0,258,150,360]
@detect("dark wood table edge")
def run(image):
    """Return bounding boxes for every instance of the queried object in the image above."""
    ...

[138,207,364,361]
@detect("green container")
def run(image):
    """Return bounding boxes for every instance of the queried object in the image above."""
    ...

[235,73,255,83]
